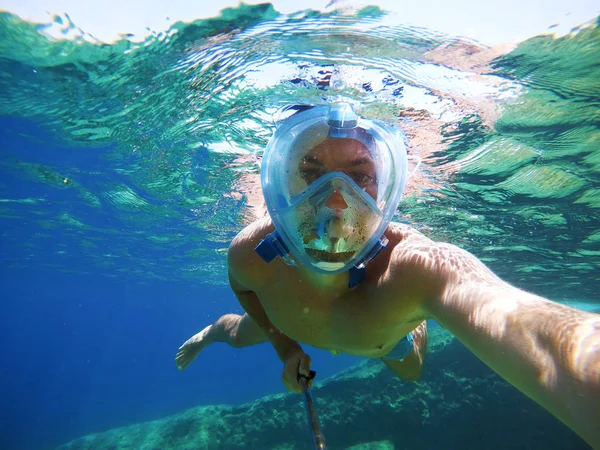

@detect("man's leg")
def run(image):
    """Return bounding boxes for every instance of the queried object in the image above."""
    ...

[176,313,267,370]
[382,320,428,381]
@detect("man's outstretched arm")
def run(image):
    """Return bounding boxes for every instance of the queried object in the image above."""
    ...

[423,250,600,448]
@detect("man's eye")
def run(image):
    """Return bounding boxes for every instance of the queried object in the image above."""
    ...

[351,172,374,186]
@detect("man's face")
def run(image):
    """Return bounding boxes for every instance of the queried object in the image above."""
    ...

[292,137,378,199]
[287,137,380,263]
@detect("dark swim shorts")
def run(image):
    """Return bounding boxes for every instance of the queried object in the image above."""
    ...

[382,333,414,361]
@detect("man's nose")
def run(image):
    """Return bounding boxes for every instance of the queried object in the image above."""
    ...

[325,190,348,209]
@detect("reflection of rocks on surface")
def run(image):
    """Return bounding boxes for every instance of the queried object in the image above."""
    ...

[424,41,519,130]
[425,42,517,75]
[227,154,267,224]
[56,330,587,450]
[397,107,448,198]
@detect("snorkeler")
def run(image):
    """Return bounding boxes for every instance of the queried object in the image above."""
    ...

[176,103,600,448]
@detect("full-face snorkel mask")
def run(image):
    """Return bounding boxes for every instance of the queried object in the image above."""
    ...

[255,103,408,288]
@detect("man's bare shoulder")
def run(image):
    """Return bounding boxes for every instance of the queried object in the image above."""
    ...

[386,221,430,243]
[227,217,274,289]
[386,221,501,285]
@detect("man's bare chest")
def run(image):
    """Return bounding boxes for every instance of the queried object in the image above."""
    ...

[255,269,415,356]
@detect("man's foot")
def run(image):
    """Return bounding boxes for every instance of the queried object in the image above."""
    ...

[175,325,212,370]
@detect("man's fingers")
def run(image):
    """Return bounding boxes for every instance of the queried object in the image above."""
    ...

[282,352,313,393]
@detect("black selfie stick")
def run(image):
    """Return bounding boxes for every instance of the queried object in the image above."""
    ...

[297,370,327,450]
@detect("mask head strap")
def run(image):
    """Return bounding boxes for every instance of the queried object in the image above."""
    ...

[347,236,388,288]
[254,231,296,266]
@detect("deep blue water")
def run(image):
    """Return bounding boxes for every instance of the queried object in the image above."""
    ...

[0,266,366,450]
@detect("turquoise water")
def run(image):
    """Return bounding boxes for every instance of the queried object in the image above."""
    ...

[0,3,599,449]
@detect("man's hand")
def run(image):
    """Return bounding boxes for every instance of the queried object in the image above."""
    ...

[282,348,312,392]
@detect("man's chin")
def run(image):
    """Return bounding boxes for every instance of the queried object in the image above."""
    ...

[305,247,356,263]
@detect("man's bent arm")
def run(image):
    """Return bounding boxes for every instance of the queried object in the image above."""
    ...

[229,271,303,362]
[425,269,600,448]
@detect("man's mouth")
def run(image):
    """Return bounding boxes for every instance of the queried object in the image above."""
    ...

[305,247,356,263]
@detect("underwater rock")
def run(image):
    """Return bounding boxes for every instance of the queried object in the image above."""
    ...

[56,328,588,449]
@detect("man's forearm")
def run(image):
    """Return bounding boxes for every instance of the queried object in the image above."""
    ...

[264,326,304,361]
[426,280,600,448]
